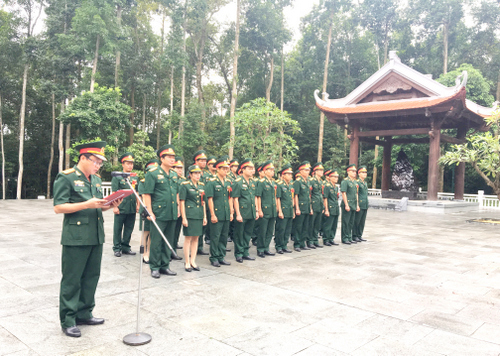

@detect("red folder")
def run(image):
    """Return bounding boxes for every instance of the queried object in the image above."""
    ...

[103,189,134,206]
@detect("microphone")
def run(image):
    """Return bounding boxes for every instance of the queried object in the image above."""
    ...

[111,171,131,178]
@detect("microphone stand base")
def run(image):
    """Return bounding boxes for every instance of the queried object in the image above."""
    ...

[123,332,152,346]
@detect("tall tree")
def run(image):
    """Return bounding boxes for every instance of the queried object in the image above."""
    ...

[228,0,240,159]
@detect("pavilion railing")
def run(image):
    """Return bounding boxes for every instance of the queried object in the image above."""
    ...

[102,182,112,197]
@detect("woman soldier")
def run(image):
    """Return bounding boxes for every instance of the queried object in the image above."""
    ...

[179,165,207,271]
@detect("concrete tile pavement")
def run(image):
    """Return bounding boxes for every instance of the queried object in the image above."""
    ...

[1,200,500,355]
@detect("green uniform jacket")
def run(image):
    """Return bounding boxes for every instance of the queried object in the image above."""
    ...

[323,182,340,216]
[143,166,180,221]
[340,178,358,210]
[206,176,232,221]
[232,177,257,220]
[53,166,105,246]
[179,180,205,219]
[357,179,369,209]
[276,179,294,218]
[256,177,277,218]
[310,177,324,212]
[293,176,311,214]
[111,174,138,214]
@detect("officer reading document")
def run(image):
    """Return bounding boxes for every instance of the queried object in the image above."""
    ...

[53,141,122,338]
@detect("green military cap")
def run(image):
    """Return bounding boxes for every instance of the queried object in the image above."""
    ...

[188,164,202,173]
[324,169,331,176]
[119,152,134,163]
[215,155,230,169]
[193,150,207,162]
[173,156,183,168]
[346,163,357,171]
[279,163,293,175]
[145,158,160,171]
[207,155,217,165]
[238,158,254,173]
[297,161,311,171]
[329,168,340,176]
[294,170,300,178]
[256,164,263,173]
[75,141,107,161]
[261,160,275,171]
[312,162,325,172]
[230,159,239,167]
[358,165,367,173]
[157,144,175,158]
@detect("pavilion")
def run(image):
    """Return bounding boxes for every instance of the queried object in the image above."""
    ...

[314,51,496,201]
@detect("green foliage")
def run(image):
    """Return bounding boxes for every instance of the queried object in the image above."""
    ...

[58,84,133,144]
[123,131,157,178]
[437,63,495,107]
[224,98,300,168]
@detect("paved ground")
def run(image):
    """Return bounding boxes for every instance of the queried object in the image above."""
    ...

[1,200,500,356]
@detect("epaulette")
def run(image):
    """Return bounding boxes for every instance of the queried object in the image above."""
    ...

[259,178,265,182]
[181,181,190,185]
[209,177,216,181]
[62,168,75,175]
[235,177,242,182]
[149,166,158,172]
[180,176,186,180]
[95,173,101,178]
[140,178,145,183]
[199,182,205,186]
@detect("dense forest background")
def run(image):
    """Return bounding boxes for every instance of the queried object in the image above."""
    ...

[1,0,499,198]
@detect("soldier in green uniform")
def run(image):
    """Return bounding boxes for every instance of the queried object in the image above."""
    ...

[194,150,211,255]
[308,162,325,249]
[138,159,159,264]
[228,159,239,243]
[255,161,278,257]
[206,156,234,267]
[112,153,139,257]
[232,159,258,263]
[142,144,180,278]
[179,165,207,272]
[172,157,185,259]
[293,161,313,252]
[275,164,294,254]
[290,170,300,243]
[353,166,368,242]
[54,141,121,338]
[322,169,340,246]
[251,164,264,246]
[341,164,360,244]
[207,156,217,177]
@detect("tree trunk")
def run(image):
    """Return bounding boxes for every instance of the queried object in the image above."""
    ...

[58,100,65,172]
[265,56,274,103]
[383,22,389,65]
[47,93,56,199]
[228,0,240,160]
[195,36,207,130]
[443,23,448,75]
[90,34,100,93]
[129,84,135,145]
[17,63,29,199]
[0,92,5,199]
[114,5,122,88]
[318,7,335,162]
[142,93,146,144]
[179,3,187,141]
[65,123,71,169]
[169,66,174,144]
[157,12,165,148]
[279,47,284,164]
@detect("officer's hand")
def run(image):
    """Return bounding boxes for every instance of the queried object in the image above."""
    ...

[113,206,120,215]
[236,214,243,222]
[278,212,284,219]
[147,213,156,221]
[203,218,207,226]
[211,215,218,224]
[230,214,234,222]
[258,210,264,218]
[356,205,360,212]
[177,208,181,218]
[345,206,350,212]
[310,209,313,215]
[325,211,330,217]
[182,218,188,227]
[136,205,139,213]
[87,198,107,209]
[296,209,301,216]
[112,198,123,207]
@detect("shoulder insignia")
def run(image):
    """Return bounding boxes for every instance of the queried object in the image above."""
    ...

[140,178,145,183]
[62,168,75,175]
[209,177,216,181]
[149,166,158,172]
[199,182,205,186]
[259,178,265,182]
[95,173,101,178]
[181,181,190,185]
[181,176,186,180]
[235,177,242,182]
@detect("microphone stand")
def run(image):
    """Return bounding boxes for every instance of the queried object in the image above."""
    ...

[117,173,178,346]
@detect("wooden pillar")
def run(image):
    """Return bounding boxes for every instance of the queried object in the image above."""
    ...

[427,119,441,201]
[381,136,392,191]
[454,126,467,200]
[349,122,359,166]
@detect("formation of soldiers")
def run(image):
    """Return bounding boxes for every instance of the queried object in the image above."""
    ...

[114,145,371,278]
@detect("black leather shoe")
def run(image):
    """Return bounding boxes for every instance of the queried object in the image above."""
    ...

[252,240,257,246]
[324,242,331,246]
[313,244,323,248]
[205,240,211,245]
[264,251,275,256]
[282,249,292,253]
[122,250,136,255]
[301,246,311,250]
[171,254,183,260]
[62,326,81,338]
[159,268,177,276]
[151,270,160,278]
[277,249,284,254]
[185,266,193,272]
[257,252,265,258]
[359,238,367,241]
[211,261,221,267]
[331,242,339,245]
[307,244,316,249]
[114,251,121,257]
[242,256,255,260]
[226,248,231,252]
[198,251,209,255]
[236,257,243,263]
[294,248,301,252]
[192,265,200,271]
[76,317,104,325]
[341,241,351,245]
[350,240,357,244]
[219,260,231,266]
[142,257,149,264]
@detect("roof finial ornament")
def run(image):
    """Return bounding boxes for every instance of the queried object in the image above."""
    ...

[455,71,468,88]
[389,51,400,62]
[314,89,326,105]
